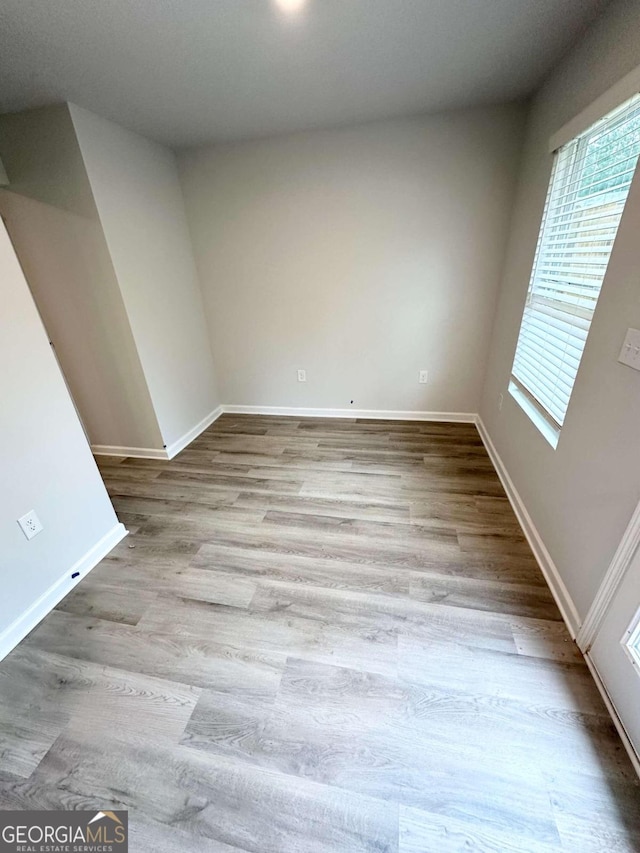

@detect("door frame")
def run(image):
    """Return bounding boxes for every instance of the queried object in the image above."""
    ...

[577,499,640,777]
[577,499,640,653]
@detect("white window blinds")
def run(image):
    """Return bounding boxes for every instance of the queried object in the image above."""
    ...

[511,93,640,429]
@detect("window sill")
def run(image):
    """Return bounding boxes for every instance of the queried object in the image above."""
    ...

[508,380,560,450]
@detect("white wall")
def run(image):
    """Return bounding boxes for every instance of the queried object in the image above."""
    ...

[0,105,163,450]
[70,105,220,448]
[178,106,524,413]
[479,0,640,621]
[0,219,124,652]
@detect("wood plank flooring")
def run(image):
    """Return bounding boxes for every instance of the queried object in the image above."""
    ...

[1,415,638,852]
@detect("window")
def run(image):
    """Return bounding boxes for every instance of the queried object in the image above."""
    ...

[510,94,640,445]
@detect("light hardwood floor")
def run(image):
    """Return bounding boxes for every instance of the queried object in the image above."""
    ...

[1,415,638,851]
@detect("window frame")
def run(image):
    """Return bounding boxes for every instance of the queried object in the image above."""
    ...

[508,92,640,447]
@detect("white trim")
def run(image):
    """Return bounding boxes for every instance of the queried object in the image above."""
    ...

[91,406,225,460]
[549,64,640,152]
[222,405,477,423]
[621,605,640,671]
[508,380,560,450]
[92,407,476,460]
[91,445,170,460]
[584,652,640,778]
[475,416,580,638]
[165,405,224,459]
[577,500,640,653]
[0,523,127,661]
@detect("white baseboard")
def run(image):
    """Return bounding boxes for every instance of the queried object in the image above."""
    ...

[91,406,225,460]
[91,445,170,460]
[475,416,580,638]
[92,406,475,461]
[165,405,224,459]
[584,652,640,777]
[222,405,477,423]
[0,522,127,662]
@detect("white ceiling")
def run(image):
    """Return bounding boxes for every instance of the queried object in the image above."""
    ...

[0,0,609,148]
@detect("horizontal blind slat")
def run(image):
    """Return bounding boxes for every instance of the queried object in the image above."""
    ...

[512,364,568,424]
[514,336,583,384]
[513,357,576,401]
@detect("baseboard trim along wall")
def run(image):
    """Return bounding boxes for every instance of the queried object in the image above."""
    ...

[0,522,127,662]
[164,405,224,458]
[475,416,581,638]
[91,444,170,460]
[92,406,476,460]
[223,405,477,422]
[91,405,225,460]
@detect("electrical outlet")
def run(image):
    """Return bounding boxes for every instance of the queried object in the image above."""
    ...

[18,510,43,541]
[419,370,428,384]
[297,369,306,382]
[498,392,504,411]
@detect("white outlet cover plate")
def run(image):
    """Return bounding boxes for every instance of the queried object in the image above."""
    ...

[618,328,640,372]
[419,370,428,383]
[297,370,306,382]
[18,510,43,541]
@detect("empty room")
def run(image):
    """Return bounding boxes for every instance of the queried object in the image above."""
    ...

[1,0,640,850]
